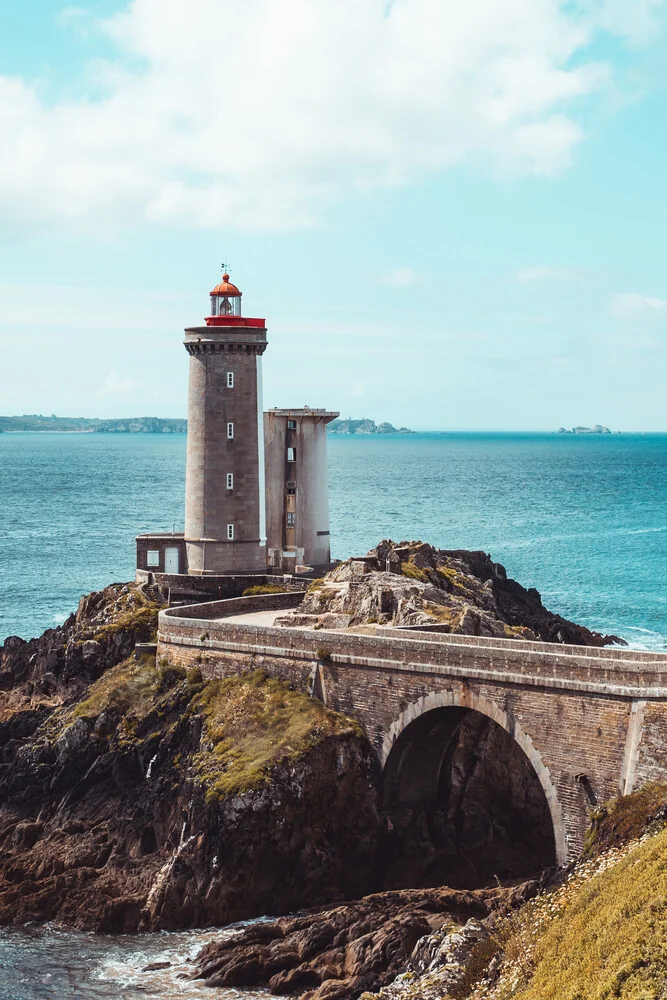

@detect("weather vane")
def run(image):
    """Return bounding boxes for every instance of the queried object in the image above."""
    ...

[221,261,229,275]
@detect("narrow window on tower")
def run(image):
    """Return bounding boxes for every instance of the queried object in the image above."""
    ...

[227,372,234,389]
[226,473,234,490]
[287,419,296,430]
[227,523,235,540]
[286,483,296,495]
[287,447,296,462]
[287,512,296,526]
[227,422,234,439]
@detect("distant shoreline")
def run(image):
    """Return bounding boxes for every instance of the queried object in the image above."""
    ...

[0,418,663,435]
[0,416,187,434]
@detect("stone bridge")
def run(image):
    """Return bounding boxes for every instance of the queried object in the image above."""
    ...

[157,593,667,867]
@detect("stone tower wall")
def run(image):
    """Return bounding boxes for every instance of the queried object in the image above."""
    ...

[184,326,267,574]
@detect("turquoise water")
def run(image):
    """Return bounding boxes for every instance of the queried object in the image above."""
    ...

[0,431,665,648]
[0,924,266,1000]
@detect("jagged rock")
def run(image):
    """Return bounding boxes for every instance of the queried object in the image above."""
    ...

[280,540,622,646]
[193,884,520,998]
[0,586,379,931]
[0,582,165,723]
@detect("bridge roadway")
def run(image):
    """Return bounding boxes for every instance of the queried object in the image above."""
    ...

[158,592,667,864]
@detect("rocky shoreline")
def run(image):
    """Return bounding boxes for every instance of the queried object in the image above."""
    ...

[0,586,378,931]
[0,542,642,996]
[193,881,539,999]
[282,540,623,646]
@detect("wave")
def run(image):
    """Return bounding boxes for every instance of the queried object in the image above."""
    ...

[618,626,667,652]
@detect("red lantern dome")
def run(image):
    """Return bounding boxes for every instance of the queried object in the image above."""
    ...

[210,274,241,297]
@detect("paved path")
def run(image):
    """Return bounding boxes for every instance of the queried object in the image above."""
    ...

[213,609,287,626]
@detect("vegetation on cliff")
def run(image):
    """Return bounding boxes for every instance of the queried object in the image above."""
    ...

[0,582,165,720]
[0,585,378,932]
[459,784,667,999]
[193,670,362,800]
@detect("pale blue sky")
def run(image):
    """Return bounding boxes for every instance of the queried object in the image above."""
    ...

[0,0,666,430]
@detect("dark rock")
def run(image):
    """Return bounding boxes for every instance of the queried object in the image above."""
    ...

[287,539,623,646]
[194,884,513,999]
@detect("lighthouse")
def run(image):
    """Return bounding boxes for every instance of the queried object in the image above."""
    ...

[135,269,339,592]
[183,274,268,575]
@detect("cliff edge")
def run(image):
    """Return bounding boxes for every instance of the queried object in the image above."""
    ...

[0,586,378,932]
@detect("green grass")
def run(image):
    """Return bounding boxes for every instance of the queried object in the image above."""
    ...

[583,782,667,858]
[242,585,290,596]
[508,829,667,999]
[45,652,362,807]
[191,669,360,801]
[435,565,472,595]
[93,604,162,643]
[468,788,667,1000]
[401,560,429,582]
[503,624,534,640]
[72,654,158,719]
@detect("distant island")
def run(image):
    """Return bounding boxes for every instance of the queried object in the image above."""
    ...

[0,414,417,436]
[0,415,187,433]
[327,417,414,435]
[557,424,612,435]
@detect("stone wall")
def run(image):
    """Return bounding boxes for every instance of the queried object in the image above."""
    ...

[157,598,667,862]
[184,324,267,574]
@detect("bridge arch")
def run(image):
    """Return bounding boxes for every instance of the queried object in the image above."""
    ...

[381,687,567,868]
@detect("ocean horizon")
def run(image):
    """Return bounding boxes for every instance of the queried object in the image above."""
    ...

[0,430,665,649]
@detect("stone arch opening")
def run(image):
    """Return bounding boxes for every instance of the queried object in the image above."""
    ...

[379,694,561,890]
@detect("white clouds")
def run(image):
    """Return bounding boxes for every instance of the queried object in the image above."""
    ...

[0,283,189,329]
[376,267,425,288]
[588,0,667,44]
[0,0,664,232]
[516,265,584,283]
[100,370,140,395]
[55,6,90,34]
[609,291,667,316]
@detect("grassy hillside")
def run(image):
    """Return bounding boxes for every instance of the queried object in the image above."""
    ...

[468,785,667,1000]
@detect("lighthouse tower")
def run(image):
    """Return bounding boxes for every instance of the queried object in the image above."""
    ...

[183,274,267,575]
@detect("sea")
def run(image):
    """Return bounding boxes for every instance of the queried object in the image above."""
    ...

[0,431,665,649]
[0,430,665,997]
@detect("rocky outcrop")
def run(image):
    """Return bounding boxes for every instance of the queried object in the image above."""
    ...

[279,540,622,646]
[327,419,414,435]
[193,881,538,999]
[0,616,379,931]
[0,582,165,723]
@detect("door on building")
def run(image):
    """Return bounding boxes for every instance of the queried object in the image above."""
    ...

[164,547,180,574]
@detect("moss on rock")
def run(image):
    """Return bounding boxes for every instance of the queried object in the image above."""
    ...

[192,668,361,801]
[92,604,161,644]
[583,782,667,859]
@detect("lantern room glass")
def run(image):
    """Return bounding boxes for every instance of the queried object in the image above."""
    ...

[210,294,242,317]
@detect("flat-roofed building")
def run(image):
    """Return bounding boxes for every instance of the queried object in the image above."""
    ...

[264,407,338,573]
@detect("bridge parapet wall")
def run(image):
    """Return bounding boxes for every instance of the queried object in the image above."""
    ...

[158,600,667,862]
[383,625,664,663]
[160,607,667,696]
[167,592,303,620]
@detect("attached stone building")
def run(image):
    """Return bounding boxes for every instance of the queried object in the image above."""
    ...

[264,408,337,573]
